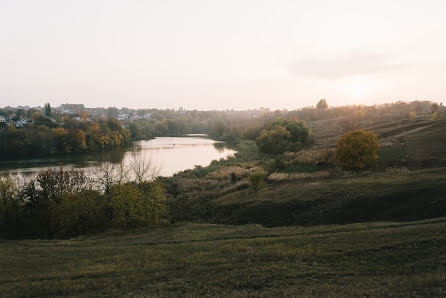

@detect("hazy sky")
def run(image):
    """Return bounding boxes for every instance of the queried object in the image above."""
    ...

[1,0,446,110]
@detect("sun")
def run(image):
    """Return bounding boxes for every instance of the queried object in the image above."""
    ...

[339,76,372,99]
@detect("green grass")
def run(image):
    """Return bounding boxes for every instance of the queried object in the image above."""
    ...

[375,118,446,167]
[212,168,446,226]
[1,219,445,296]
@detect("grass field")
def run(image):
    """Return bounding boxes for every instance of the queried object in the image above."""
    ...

[1,218,445,297]
[202,167,446,227]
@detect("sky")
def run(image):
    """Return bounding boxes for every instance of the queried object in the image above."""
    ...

[1,0,446,110]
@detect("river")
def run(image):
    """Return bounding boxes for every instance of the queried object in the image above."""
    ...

[0,136,236,178]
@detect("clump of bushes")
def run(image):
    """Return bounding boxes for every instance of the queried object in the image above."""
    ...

[256,119,314,154]
[0,166,166,239]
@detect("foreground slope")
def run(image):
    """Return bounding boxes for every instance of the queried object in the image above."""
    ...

[1,219,445,296]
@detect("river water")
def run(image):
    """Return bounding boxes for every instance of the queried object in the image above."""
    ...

[0,136,236,178]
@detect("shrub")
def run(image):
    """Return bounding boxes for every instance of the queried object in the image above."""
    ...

[274,156,287,171]
[336,129,380,169]
[53,191,108,237]
[109,182,166,228]
[24,168,92,237]
[256,126,291,154]
[0,177,26,238]
[256,120,313,154]
[249,171,266,191]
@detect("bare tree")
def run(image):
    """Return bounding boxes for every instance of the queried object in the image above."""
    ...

[128,152,162,184]
[93,161,128,195]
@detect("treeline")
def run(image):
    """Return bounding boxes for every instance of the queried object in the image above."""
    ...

[0,117,130,159]
[0,161,165,238]
[126,100,442,143]
[1,100,442,158]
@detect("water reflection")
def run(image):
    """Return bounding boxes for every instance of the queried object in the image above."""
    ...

[213,142,226,153]
[0,137,236,178]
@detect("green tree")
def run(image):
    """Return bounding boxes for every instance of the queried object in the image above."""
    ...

[336,129,380,168]
[16,109,25,118]
[44,103,52,117]
[109,182,165,228]
[53,191,108,237]
[256,126,291,154]
[256,120,313,154]
[107,107,119,119]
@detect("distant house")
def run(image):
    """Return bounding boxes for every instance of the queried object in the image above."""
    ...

[62,109,75,115]
[117,113,129,121]
[0,116,5,123]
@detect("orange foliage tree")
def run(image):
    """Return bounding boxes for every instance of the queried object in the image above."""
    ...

[336,129,380,168]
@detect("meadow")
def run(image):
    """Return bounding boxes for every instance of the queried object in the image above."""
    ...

[1,218,445,296]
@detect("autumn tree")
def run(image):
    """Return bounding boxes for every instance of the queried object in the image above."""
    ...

[316,99,328,110]
[336,129,380,168]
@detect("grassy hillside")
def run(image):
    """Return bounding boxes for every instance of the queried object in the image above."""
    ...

[164,116,446,226]
[212,167,446,226]
[1,219,445,296]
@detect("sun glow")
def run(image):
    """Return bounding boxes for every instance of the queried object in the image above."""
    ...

[339,76,373,99]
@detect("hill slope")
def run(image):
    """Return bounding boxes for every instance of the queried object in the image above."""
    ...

[211,167,446,226]
[1,219,445,296]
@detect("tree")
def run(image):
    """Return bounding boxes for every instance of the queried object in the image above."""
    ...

[129,152,161,184]
[107,107,119,119]
[316,99,328,110]
[256,126,291,154]
[32,111,41,122]
[109,181,165,228]
[211,121,226,139]
[16,109,25,118]
[431,103,439,113]
[256,120,313,154]
[44,103,52,117]
[336,129,380,168]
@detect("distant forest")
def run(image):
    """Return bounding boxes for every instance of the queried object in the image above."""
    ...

[0,100,442,159]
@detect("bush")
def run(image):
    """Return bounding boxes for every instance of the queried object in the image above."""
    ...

[53,191,109,238]
[110,182,166,228]
[0,177,26,238]
[24,168,92,237]
[249,171,266,191]
[0,167,168,239]
[336,129,380,169]
[256,120,313,154]
[256,126,291,154]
